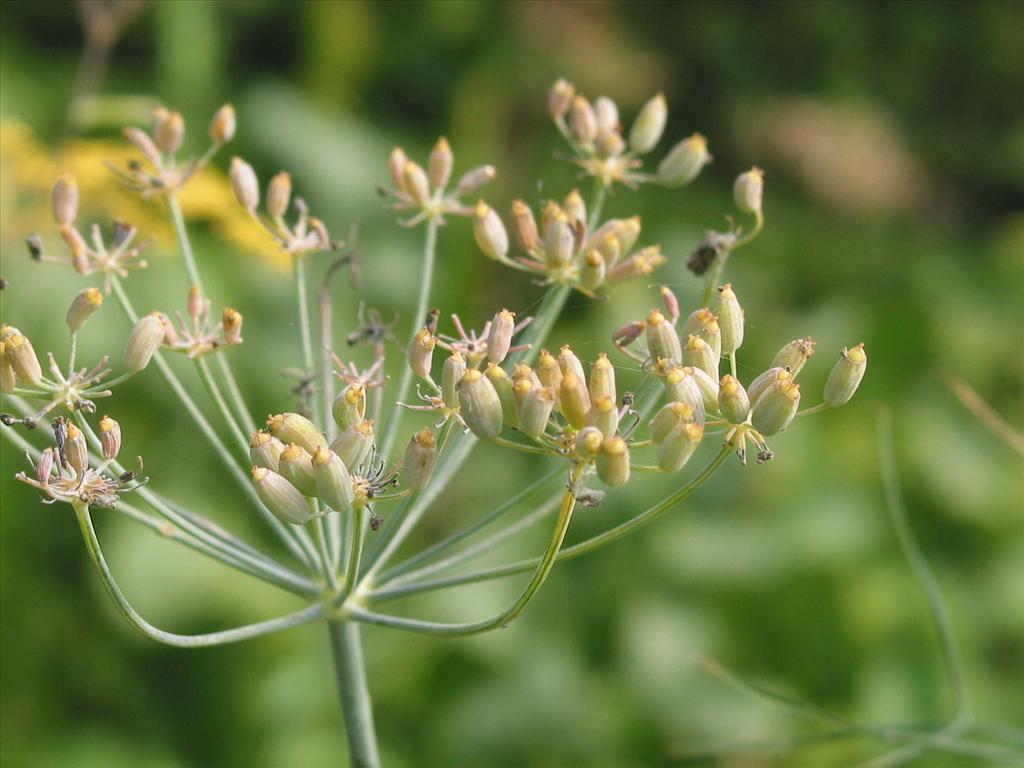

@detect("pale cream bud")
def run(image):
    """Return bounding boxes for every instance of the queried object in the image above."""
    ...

[66,287,103,332]
[487,309,516,364]
[52,174,78,226]
[596,436,630,487]
[771,338,816,379]
[549,78,576,122]
[511,200,539,253]
[455,165,496,196]
[594,96,620,138]
[718,375,751,424]
[589,352,616,403]
[153,108,184,154]
[252,466,313,525]
[403,160,431,206]
[458,369,503,439]
[717,284,745,355]
[222,308,243,345]
[312,447,354,512]
[559,371,591,430]
[230,157,259,211]
[441,352,466,411]
[428,136,453,190]
[98,415,121,461]
[122,126,161,166]
[569,96,598,146]
[658,133,711,187]
[389,147,408,191]
[123,313,165,372]
[266,412,328,455]
[543,215,574,269]
[824,343,867,407]
[646,309,682,364]
[330,420,375,473]
[473,201,509,261]
[250,430,285,472]
[408,328,436,378]
[209,103,236,144]
[751,379,801,436]
[733,167,764,214]
[266,172,292,219]
[629,93,667,154]
[403,428,438,491]
[64,423,89,477]
[580,250,606,291]
[657,423,703,473]
[518,385,555,438]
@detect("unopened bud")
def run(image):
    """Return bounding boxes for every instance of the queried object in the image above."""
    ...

[733,167,764,214]
[683,308,721,359]
[455,165,496,196]
[153,108,184,154]
[473,201,509,261]
[330,420,375,472]
[646,309,682,364]
[518,385,555,438]
[403,161,430,206]
[563,189,587,227]
[0,344,14,393]
[752,379,800,436]
[594,96,620,138]
[209,103,236,144]
[441,352,466,410]
[748,367,792,407]
[59,224,88,273]
[486,364,519,427]
[612,320,644,349]
[683,334,718,378]
[824,343,867,407]
[122,126,161,166]
[629,93,667,154]
[408,328,437,378]
[312,447,354,512]
[222,307,243,344]
[267,412,328,455]
[596,436,630,487]
[586,395,619,437]
[156,312,179,346]
[388,147,408,191]
[37,447,56,484]
[607,245,666,283]
[266,172,292,218]
[658,133,711,187]
[52,174,78,225]
[549,78,576,122]
[487,309,516,364]
[536,349,562,398]
[230,157,259,211]
[98,415,121,461]
[658,423,703,473]
[717,284,745,355]
[650,401,697,444]
[772,338,816,379]
[557,345,586,383]
[64,423,89,477]
[662,366,705,424]
[660,286,680,325]
[279,443,317,497]
[459,369,504,439]
[187,285,203,323]
[589,352,616,403]
[428,136,453,190]
[718,375,751,424]
[580,250,606,291]
[511,200,539,253]
[403,428,438,491]
[573,426,603,461]
[123,313,165,372]
[250,430,285,471]
[570,96,598,146]
[543,215,574,269]
[252,466,313,524]
[66,287,103,332]
[690,366,720,414]
[332,384,366,431]
[559,371,591,430]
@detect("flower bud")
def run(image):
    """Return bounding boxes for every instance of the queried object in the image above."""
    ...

[718,375,751,424]
[629,93,667,154]
[824,343,867,407]
[612,320,644,349]
[266,172,292,219]
[543,215,575,269]
[428,136,453,190]
[250,430,285,471]
[332,384,366,431]
[617,216,642,254]
[441,352,466,410]
[267,412,328,455]
[606,245,666,283]
[511,200,539,253]
[153,108,184,154]
[512,376,534,408]
[330,420,375,472]
[230,157,259,211]
[0,344,15,393]
[59,224,89,274]
[557,345,585,383]
[569,96,598,146]
[209,103,236,144]
[518,385,556,438]
[487,308,516,364]
[684,308,721,359]
[586,395,619,437]
[404,428,438,491]
[646,309,682,365]
[575,426,604,460]
[408,328,436,378]
[66,287,103,332]
[650,401,697,444]
[683,334,718,378]
[252,467,313,525]
[513,362,541,390]
[473,201,509,261]
[123,313,165,372]
[403,161,430,206]
[485,364,519,428]
[222,307,243,345]
[772,338,816,379]
[536,349,563,394]
[98,415,121,461]
[37,447,56,484]
[594,96,619,138]
[658,423,703,473]
[717,284,744,355]
[122,126,161,166]
[589,353,616,403]
[549,78,575,122]
[591,231,621,267]
[662,366,706,424]
[455,165,496,196]
[733,167,764,214]
[752,379,800,436]
[658,133,711,187]
[63,423,89,477]
[660,285,680,325]
[563,189,587,227]
[458,369,503,439]
[580,250,606,291]
[690,366,720,414]
[279,443,317,497]
[388,147,408,191]
[596,436,630,487]
[748,367,791,407]
[312,447,354,512]
[52,174,78,226]
[559,371,591,430]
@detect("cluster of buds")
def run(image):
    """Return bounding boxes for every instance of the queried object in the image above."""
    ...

[135,285,244,361]
[16,415,145,508]
[472,191,665,296]
[110,103,236,197]
[548,78,712,189]
[27,175,148,292]
[385,138,496,227]
[230,160,340,257]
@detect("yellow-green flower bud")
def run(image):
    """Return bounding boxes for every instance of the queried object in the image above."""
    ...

[718,374,751,424]
[650,401,697,444]
[267,412,328,455]
[441,352,466,410]
[748,367,791,407]
[408,327,436,378]
[543,215,574,269]
[557,345,586,383]
[663,366,705,423]
[690,366,721,414]
[563,189,587,227]
[312,447,354,512]
[252,466,313,525]
[123,313,165,373]
[209,103,236,145]
[658,133,711,187]
[0,343,15,393]
[617,216,642,254]
[250,430,285,471]
[222,307,243,345]
[428,136,453,190]
[559,371,591,430]
[575,426,604,460]
[330,420,375,472]
[824,343,867,407]
[266,171,292,219]
[279,443,317,497]
[512,377,534,410]
[403,160,430,206]
[64,423,89,477]
[52,174,78,226]
[388,146,408,192]
[717,284,744,355]
[487,309,516,364]
[589,352,616,403]
[580,250,606,291]
[99,415,121,461]
[486,364,519,428]
[511,200,539,253]
[518,385,556,438]
[549,78,575,122]
[683,308,721,359]
[586,395,619,437]
[646,309,682,364]
[458,369,503,439]
[629,92,667,154]
[4,332,42,385]
[733,166,764,215]
[66,287,103,332]
[596,436,630,487]
[594,232,621,266]
[153,107,184,154]
[570,96,598,146]
[683,334,718,378]
[473,201,509,261]
[658,423,703,473]
[532,349,559,396]
[404,428,438,491]
[230,157,259,211]
[332,384,366,431]
[751,379,801,436]
[771,337,816,379]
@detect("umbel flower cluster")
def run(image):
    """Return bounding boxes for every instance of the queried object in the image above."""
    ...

[2,80,864,767]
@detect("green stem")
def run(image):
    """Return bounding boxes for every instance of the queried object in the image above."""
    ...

[327,620,380,768]
[215,353,256,434]
[195,356,249,455]
[379,217,438,460]
[73,502,325,647]
[294,254,315,375]
[312,507,338,591]
[168,194,203,290]
[587,181,607,232]
[68,331,78,372]
[341,505,367,598]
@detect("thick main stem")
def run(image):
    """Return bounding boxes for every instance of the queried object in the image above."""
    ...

[327,620,380,768]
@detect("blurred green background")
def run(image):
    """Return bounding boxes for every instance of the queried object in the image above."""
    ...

[1,1,1022,766]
